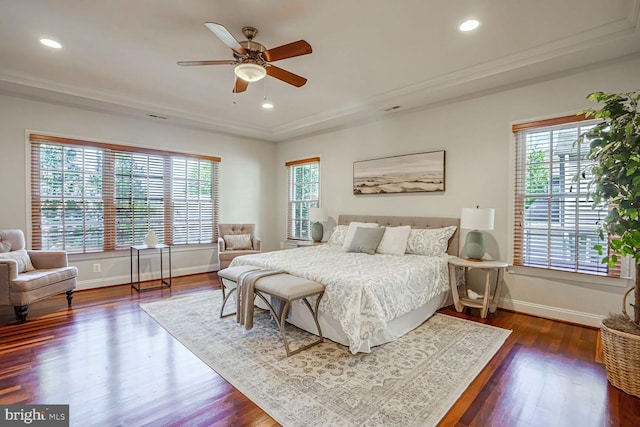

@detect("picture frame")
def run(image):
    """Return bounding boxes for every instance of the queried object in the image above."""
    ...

[353,150,445,194]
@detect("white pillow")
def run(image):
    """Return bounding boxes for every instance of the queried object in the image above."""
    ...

[405,226,457,256]
[0,249,36,273]
[376,226,411,256]
[342,222,379,250]
[327,225,349,246]
[223,234,253,250]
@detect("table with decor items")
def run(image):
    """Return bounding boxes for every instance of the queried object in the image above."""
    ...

[448,257,508,318]
[130,244,172,292]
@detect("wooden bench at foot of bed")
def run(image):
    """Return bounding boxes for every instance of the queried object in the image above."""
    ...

[218,266,325,357]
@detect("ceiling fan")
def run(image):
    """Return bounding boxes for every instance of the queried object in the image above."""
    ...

[178,22,312,93]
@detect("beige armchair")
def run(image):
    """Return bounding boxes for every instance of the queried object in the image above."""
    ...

[0,230,77,323]
[218,224,261,270]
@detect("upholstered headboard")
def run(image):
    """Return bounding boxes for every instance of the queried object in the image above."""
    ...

[338,215,460,256]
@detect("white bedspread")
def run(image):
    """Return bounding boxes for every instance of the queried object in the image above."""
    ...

[229,245,451,354]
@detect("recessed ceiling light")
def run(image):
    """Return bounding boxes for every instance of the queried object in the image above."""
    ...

[459,19,480,32]
[40,38,62,49]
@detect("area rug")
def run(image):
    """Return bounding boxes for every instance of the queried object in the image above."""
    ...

[140,290,511,426]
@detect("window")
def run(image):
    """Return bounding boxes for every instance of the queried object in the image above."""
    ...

[513,116,620,277]
[286,157,320,240]
[30,134,219,253]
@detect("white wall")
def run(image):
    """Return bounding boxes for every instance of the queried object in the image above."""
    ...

[276,54,640,327]
[0,94,278,290]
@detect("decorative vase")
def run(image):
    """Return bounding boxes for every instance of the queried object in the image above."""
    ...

[144,229,158,247]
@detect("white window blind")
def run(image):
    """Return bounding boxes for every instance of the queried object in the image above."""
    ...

[286,157,320,240]
[30,134,220,253]
[513,116,620,277]
[171,158,216,244]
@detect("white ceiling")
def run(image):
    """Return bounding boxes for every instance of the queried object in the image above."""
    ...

[1,0,639,142]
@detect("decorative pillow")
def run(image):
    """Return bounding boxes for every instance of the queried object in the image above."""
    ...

[346,227,385,255]
[405,226,457,256]
[327,225,349,246]
[223,234,253,250]
[0,249,36,273]
[342,222,379,250]
[376,225,411,256]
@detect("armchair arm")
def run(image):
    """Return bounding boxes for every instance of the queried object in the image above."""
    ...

[0,260,19,297]
[27,250,69,269]
[253,237,262,252]
[218,237,226,253]
[0,259,18,289]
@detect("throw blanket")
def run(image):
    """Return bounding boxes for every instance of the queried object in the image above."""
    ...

[236,269,284,330]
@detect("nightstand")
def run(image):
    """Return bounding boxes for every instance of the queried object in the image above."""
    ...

[447,257,508,318]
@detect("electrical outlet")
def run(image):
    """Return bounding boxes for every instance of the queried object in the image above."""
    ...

[93,263,101,273]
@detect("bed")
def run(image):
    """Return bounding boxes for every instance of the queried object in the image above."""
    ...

[227,215,460,354]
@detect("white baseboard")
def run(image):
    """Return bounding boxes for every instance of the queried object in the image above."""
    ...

[76,264,219,290]
[500,297,603,328]
[76,272,602,328]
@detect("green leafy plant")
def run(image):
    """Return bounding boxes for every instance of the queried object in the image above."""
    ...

[579,90,640,326]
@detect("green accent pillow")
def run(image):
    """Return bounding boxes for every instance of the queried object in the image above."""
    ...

[346,227,385,255]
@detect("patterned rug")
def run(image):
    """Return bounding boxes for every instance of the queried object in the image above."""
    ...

[140,290,510,426]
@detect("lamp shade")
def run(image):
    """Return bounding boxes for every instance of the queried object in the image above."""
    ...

[309,207,328,222]
[234,62,266,82]
[460,207,494,231]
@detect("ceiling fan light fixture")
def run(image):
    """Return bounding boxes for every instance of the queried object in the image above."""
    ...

[234,63,266,82]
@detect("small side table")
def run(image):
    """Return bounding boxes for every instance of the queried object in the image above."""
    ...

[448,257,508,318]
[130,244,172,292]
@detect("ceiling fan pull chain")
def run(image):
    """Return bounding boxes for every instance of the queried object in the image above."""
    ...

[233,73,237,104]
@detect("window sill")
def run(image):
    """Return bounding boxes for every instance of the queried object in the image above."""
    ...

[508,265,633,289]
[68,243,217,261]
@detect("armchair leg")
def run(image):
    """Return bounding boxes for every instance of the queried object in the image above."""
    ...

[66,290,74,307]
[14,305,28,323]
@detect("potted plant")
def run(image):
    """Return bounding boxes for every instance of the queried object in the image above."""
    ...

[579,90,640,397]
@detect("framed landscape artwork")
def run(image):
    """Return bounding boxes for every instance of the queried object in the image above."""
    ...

[353,150,445,194]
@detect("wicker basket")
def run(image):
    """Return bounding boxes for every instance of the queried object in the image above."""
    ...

[600,287,640,398]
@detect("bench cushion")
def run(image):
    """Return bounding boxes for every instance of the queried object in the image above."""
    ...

[255,274,324,301]
[218,265,261,282]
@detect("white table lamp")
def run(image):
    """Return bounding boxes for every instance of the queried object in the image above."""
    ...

[309,207,328,242]
[460,207,495,260]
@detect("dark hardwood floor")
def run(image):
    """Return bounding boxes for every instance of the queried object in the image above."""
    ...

[1,273,639,426]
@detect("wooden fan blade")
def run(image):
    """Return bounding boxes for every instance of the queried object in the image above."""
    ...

[205,22,247,55]
[177,60,236,66]
[233,78,249,93]
[266,65,307,87]
[263,40,312,62]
